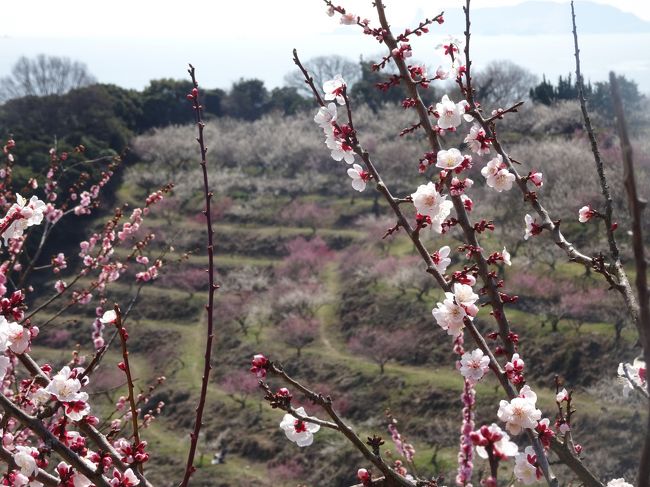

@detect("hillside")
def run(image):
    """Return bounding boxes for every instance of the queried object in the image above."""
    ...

[24,99,650,486]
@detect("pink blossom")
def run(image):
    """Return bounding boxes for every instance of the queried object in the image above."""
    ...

[529,171,543,187]
[578,205,596,223]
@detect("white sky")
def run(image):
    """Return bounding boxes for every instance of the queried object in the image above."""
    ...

[1,0,649,92]
[2,0,649,39]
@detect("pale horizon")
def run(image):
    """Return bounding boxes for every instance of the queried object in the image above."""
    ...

[2,0,649,93]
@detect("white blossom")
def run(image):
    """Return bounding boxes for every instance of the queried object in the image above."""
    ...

[314,103,337,127]
[323,75,346,105]
[459,348,490,385]
[502,247,512,266]
[606,479,633,487]
[464,123,490,155]
[436,148,464,170]
[435,95,467,130]
[0,317,31,354]
[100,309,117,324]
[497,385,542,435]
[45,365,88,402]
[13,446,38,477]
[432,298,466,338]
[617,358,646,397]
[432,246,451,274]
[1,194,46,246]
[514,446,540,484]
[410,182,453,233]
[347,164,368,192]
[524,214,539,240]
[326,136,355,164]
[340,13,357,25]
[280,407,321,447]
[481,156,515,192]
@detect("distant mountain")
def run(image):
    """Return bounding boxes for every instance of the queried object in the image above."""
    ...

[429,1,650,35]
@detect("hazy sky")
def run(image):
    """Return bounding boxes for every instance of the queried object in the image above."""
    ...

[1,0,649,92]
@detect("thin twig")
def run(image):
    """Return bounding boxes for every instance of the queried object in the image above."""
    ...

[179,64,218,487]
[114,304,142,473]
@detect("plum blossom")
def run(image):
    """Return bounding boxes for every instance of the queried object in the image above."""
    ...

[617,358,647,397]
[432,299,466,338]
[432,283,479,338]
[100,310,118,325]
[347,164,370,192]
[436,148,464,170]
[436,35,463,57]
[435,95,472,130]
[56,462,91,487]
[0,355,9,380]
[323,75,346,105]
[314,103,337,127]
[502,247,512,266]
[524,214,543,240]
[432,245,451,274]
[410,182,453,233]
[578,205,596,223]
[472,423,518,460]
[250,354,269,378]
[481,155,515,192]
[340,12,356,25]
[497,385,542,435]
[110,468,140,487]
[435,65,449,80]
[514,446,541,484]
[464,123,491,155]
[529,171,543,187]
[0,317,31,354]
[459,349,490,385]
[0,194,46,245]
[606,479,633,487]
[13,446,38,477]
[326,137,355,164]
[44,366,90,420]
[505,353,525,383]
[279,407,321,447]
[556,388,569,402]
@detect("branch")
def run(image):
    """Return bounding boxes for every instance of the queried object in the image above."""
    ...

[0,444,60,486]
[0,394,112,487]
[16,353,154,487]
[570,1,641,329]
[610,71,650,487]
[179,64,219,487]
[375,0,517,360]
[114,304,142,473]
[269,363,414,487]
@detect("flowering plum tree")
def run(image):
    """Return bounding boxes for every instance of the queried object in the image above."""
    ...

[348,327,415,375]
[276,315,319,357]
[247,2,650,487]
